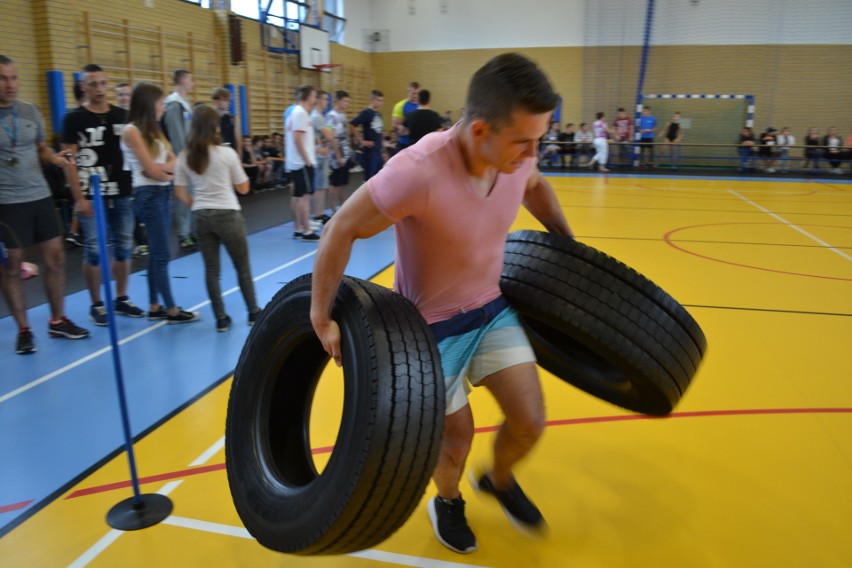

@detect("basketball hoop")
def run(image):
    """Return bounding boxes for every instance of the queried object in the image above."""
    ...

[313,63,342,73]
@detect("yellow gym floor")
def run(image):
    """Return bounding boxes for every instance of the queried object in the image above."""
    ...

[2,174,850,567]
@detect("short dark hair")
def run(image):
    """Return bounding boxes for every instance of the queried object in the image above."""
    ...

[211,87,231,101]
[82,63,103,75]
[173,69,191,84]
[0,55,13,66]
[317,89,328,97]
[295,84,315,102]
[114,82,130,90]
[617,107,625,112]
[408,81,420,89]
[464,53,559,130]
[335,90,349,101]
[418,89,431,105]
[371,90,383,99]
[596,111,604,120]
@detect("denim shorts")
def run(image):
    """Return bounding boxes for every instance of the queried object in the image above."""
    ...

[430,296,536,415]
[78,196,135,265]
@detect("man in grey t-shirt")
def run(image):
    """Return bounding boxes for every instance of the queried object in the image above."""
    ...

[0,55,89,354]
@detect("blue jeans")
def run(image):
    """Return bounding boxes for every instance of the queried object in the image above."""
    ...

[738,147,753,171]
[78,196,135,265]
[362,149,384,181]
[133,185,175,309]
[172,180,195,240]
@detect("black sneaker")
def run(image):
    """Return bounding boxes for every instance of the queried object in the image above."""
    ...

[148,308,168,320]
[15,328,36,354]
[301,231,320,241]
[248,309,261,326]
[427,496,477,554]
[293,231,304,240]
[48,317,90,339]
[474,473,545,534]
[179,236,197,250]
[167,309,200,324]
[115,296,144,318]
[216,315,232,332]
[89,301,108,326]
[312,214,331,224]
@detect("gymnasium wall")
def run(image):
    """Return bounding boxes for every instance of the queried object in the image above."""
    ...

[2,0,849,144]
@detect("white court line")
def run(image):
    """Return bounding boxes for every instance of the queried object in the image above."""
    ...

[0,251,317,406]
[162,515,490,568]
[68,481,184,568]
[68,434,225,566]
[728,190,852,262]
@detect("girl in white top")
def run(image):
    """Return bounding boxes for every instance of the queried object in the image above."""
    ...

[120,82,199,324]
[174,105,260,332]
[587,111,611,173]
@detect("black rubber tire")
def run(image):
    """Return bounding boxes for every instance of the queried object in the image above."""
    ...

[501,230,707,416]
[225,274,445,555]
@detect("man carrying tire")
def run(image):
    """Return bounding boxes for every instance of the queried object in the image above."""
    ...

[311,53,573,554]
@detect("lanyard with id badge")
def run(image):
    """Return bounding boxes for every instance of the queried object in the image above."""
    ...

[1,102,20,168]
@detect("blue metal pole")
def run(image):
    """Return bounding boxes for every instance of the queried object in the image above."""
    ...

[46,71,66,135]
[239,85,249,137]
[633,0,655,167]
[91,173,143,504]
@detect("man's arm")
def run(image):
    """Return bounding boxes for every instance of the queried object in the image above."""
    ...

[293,130,313,167]
[310,184,395,366]
[162,102,186,153]
[522,168,573,238]
[58,141,93,217]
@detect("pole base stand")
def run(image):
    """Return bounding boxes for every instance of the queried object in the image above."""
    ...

[106,493,173,531]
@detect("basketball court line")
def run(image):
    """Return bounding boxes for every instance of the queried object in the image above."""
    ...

[0,250,318,406]
[682,304,852,318]
[58,406,852,567]
[578,234,852,249]
[568,204,852,217]
[728,190,852,262]
[51,406,852,504]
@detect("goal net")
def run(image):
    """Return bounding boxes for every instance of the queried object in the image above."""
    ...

[640,94,752,169]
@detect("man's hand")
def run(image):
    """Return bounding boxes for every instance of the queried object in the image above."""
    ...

[53,151,74,168]
[313,318,343,367]
[75,199,94,218]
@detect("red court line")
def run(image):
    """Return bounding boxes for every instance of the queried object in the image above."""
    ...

[0,500,34,514]
[53,407,852,503]
[664,223,852,281]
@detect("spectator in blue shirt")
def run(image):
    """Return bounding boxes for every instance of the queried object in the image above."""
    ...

[637,106,657,168]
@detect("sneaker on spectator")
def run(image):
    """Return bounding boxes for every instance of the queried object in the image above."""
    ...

[148,307,168,320]
[293,231,304,240]
[89,301,108,326]
[15,328,36,354]
[301,231,320,242]
[248,309,261,326]
[312,214,331,224]
[427,496,477,554]
[471,471,546,534]
[179,237,197,250]
[65,233,83,247]
[216,315,232,332]
[115,296,144,318]
[132,245,149,258]
[309,220,323,231]
[48,317,90,339]
[167,309,200,324]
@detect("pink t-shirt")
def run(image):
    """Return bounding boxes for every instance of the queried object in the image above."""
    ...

[369,126,535,324]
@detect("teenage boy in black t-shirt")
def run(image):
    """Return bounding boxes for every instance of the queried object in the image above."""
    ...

[349,90,385,180]
[61,64,144,326]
